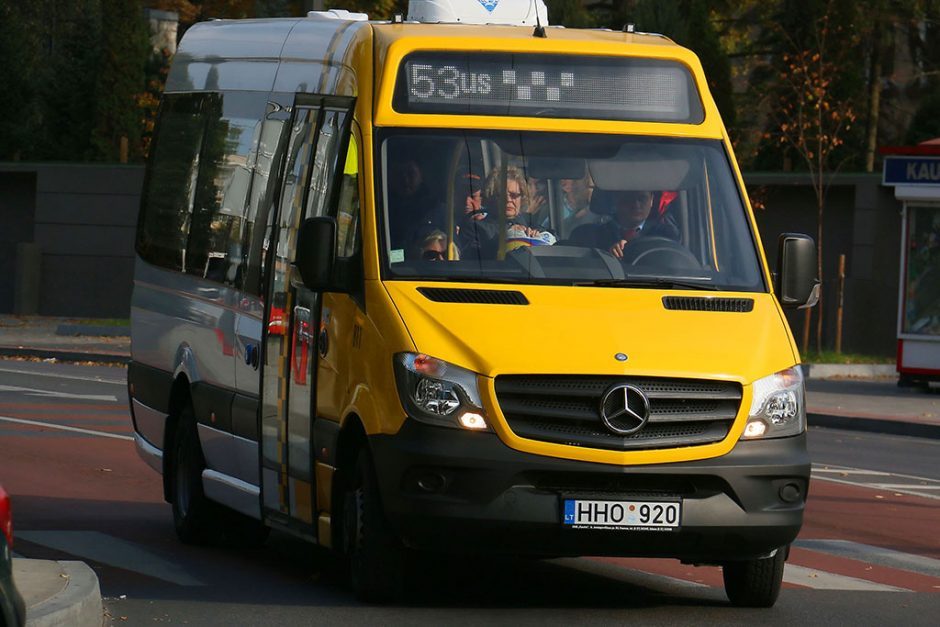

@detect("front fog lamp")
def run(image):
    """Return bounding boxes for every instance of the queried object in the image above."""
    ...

[742,367,806,440]
[394,353,490,431]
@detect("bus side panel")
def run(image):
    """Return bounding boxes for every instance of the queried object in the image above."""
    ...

[130,260,241,474]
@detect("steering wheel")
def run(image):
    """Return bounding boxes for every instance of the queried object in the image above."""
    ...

[620,236,701,271]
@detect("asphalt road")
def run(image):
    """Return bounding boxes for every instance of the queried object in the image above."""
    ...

[1,360,938,625]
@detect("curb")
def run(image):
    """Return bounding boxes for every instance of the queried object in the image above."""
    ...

[55,324,130,338]
[802,363,896,379]
[0,347,129,365]
[24,561,102,627]
[809,412,940,440]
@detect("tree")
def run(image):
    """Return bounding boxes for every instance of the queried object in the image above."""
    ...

[90,0,151,162]
[0,1,43,160]
[545,0,598,27]
[766,2,857,353]
[41,0,104,161]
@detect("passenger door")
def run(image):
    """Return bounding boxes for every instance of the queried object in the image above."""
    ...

[259,95,353,534]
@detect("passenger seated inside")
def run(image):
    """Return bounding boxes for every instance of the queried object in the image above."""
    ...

[456,166,556,258]
[569,189,679,260]
[409,225,452,262]
[559,174,600,237]
[387,156,439,249]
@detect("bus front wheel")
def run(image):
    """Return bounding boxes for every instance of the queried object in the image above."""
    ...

[171,407,216,545]
[722,545,787,607]
[343,448,407,602]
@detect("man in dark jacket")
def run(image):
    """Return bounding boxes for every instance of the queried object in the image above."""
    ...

[569,190,679,259]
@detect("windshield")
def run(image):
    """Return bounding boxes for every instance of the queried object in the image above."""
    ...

[379,130,764,292]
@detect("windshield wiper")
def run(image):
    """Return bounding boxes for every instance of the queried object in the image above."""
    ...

[574,277,720,291]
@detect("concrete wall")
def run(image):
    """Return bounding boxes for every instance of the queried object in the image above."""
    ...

[749,173,901,357]
[0,164,904,355]
[0,163,144,318]
[0,172,37,312]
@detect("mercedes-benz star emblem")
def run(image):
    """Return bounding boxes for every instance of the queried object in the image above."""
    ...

[599,384,651,435]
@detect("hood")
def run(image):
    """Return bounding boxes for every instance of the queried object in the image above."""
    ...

[384,282,796,385]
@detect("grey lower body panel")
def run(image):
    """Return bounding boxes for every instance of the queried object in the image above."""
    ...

[370,420,810,562]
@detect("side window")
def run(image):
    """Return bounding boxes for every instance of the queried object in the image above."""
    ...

[336,132,360,258]
[243,101,290,297]
[306,109,348,219]
[185,92,269,286]
[270,107,320,307]
[137,94,207,270]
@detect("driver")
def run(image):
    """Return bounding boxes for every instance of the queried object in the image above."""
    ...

[569,190,679,259]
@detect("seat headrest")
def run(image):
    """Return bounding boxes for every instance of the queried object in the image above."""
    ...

[589,189,618,216]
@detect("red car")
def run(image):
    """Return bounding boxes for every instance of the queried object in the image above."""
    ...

[1,485,25,627]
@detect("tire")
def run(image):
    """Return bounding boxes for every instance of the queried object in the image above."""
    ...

[722,546,787,608]
[343,448,407,602]
[171,406,218,545]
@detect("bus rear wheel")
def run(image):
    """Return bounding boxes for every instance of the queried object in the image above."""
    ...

[722,546,787,607]
[171,407,217,545]
[343,448,407,602]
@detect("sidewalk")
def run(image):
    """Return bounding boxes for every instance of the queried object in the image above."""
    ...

[0,316,129,364]
[12,559,102,627]
[1,314,938,622]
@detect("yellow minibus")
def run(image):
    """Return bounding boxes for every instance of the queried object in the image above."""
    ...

[129,0,818,607]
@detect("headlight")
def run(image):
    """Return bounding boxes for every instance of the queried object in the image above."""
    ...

[393,353,490,431]
[741,367,806,439]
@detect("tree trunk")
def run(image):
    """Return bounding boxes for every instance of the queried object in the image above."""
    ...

[864,16,883,173]
[815,185,824,353]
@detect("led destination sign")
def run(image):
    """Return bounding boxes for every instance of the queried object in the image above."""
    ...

[394,52,704,123]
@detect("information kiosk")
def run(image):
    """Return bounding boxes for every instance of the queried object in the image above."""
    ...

[882,142,940,385]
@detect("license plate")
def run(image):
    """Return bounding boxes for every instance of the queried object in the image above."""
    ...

[563,499,681,531]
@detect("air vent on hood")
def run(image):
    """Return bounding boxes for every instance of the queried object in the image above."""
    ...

[418,287,529,305]
[662,296,754,312]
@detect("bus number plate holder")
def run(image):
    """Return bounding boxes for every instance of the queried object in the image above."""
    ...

[562,499,681,531]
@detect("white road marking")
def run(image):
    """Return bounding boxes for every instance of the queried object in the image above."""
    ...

[812,464,940,501]
[813,468,892,476]
[0,384,117,402]
[0,415,133,441]
[783,563,910,591]
[795,539,940,578]
[17,531,204,587]
[0,366,125,386]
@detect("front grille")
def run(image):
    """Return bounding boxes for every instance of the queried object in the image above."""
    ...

[495,375,742,451]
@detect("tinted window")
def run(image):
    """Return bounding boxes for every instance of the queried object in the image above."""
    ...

[380,130,764,292]
[137,94,207,270]
[186,92,269,286]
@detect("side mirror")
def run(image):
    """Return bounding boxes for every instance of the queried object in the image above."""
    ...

[294,217,337,291]
[775,233,819,309]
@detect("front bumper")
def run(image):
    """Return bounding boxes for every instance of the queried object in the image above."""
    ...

[370,421,810,562]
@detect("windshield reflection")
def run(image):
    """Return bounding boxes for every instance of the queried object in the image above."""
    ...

[380,130,765,292]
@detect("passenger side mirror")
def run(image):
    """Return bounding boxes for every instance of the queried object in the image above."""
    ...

[294,217,337,291]
[775,233,819,309]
